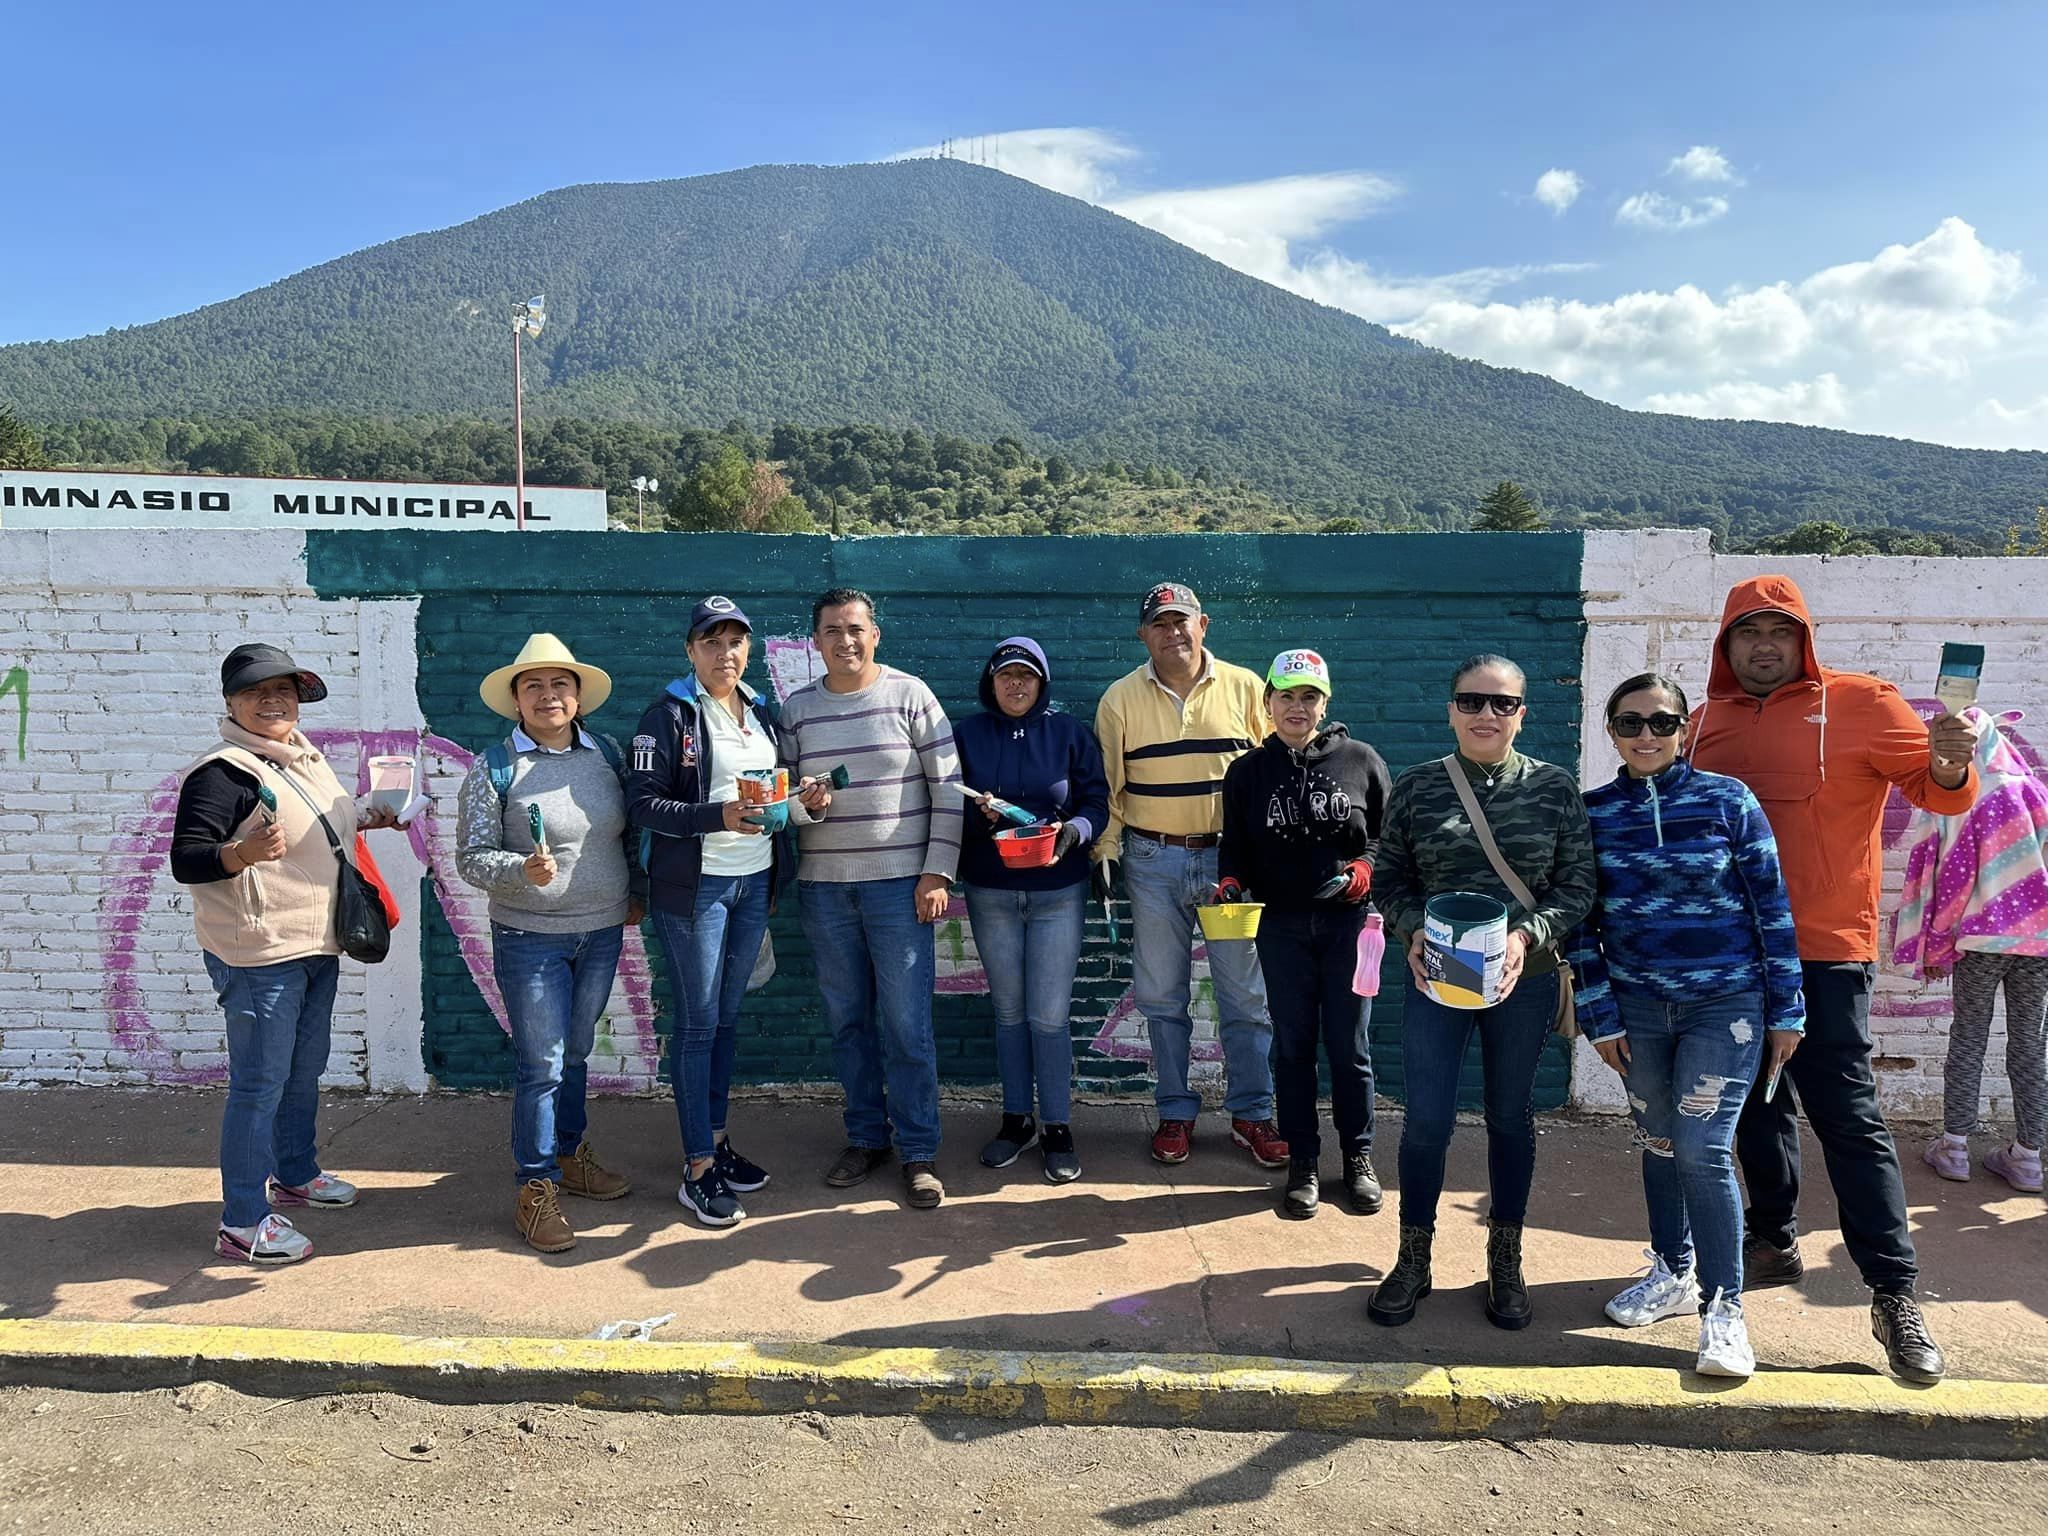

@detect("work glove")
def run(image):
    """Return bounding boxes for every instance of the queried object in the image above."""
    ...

[1332,859,1372,903]
[1209,877,1248,905]
[1090,857,1119,903]
[1052,822,1084,861]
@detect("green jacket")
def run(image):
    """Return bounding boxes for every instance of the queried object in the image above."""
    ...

[1373,750,1597,973]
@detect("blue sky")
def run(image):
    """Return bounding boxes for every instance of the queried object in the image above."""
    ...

[13,0,2047,447]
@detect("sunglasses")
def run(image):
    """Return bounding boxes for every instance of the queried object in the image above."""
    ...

[1609,712,1687,738]
[1453,693,1524,716]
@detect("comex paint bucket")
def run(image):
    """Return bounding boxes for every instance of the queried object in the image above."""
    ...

[736,768,788,805]
[1422,892,1508,1009]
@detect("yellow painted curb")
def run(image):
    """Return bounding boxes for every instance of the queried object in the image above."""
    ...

[1,1319,2041,1458]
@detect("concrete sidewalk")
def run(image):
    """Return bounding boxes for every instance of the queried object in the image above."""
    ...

[2,1089,2041,1386]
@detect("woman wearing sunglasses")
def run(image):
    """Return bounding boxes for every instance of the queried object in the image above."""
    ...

[1368,655,1596,1331]
[1568,672,1804,1378]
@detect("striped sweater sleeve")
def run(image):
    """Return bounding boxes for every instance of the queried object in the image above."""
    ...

[909,684,964,881]
[1728,785,1807,1034]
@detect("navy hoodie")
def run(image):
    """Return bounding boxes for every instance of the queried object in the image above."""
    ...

[954,637,1111,892]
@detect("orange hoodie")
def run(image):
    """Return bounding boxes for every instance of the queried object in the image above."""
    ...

[1688,574,1977,962]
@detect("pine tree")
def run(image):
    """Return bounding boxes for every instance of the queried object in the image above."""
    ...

[1472,480,1544,531]
[0,406,49,470]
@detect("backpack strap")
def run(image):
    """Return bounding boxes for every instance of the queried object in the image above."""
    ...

[483,742,515,806]
[592,732,625,779]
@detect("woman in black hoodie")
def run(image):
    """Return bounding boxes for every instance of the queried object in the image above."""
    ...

[1219,648,1393,1219]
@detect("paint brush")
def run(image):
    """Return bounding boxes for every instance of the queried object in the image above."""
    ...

[256,786,278,826]
[528,804,547,853]
[954,783,1040,826]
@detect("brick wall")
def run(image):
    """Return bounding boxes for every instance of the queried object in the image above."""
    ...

[20,527,2031,1126]
[0,532,423,1090]
[1578,531,2048,1124]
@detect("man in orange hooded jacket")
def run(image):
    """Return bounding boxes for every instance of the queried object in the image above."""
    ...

[1690,575,1978,1383]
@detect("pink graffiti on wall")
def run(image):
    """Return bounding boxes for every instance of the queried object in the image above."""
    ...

[99,729,663,1089]
[1873,702,2042,1019]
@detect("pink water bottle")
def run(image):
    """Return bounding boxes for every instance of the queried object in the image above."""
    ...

[1352,912,1386,997]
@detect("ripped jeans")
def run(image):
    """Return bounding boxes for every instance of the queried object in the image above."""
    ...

[1614,986,1766,1303]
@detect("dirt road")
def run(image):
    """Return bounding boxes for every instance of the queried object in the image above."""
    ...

[3,1385,2041,1535]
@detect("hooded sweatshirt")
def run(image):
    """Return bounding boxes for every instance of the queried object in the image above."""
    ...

[1890,708,2048,972]
[1567,758,1806,1042]
[1218,723,1392,911]
[954,637,1111,891]
[1688,574,1978,963]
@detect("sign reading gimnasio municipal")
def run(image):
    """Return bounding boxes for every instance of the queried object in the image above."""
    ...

[0,470,607,531]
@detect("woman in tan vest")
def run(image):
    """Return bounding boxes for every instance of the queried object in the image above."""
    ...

[172,643,400,1265]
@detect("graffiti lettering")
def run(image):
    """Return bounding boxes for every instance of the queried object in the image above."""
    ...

[1,666,25,759]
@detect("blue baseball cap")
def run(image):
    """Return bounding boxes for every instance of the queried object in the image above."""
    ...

[687,595,753,640]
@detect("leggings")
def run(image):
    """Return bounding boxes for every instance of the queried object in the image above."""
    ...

[1946,951,2048,1148]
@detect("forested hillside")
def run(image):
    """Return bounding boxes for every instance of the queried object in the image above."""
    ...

[5,159,2044,541]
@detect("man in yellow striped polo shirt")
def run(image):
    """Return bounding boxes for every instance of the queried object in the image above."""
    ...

[1095,582,1284,1169]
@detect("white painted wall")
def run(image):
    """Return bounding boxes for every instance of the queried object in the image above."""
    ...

[0,531,417,1091]
[1575,530,2048,1125]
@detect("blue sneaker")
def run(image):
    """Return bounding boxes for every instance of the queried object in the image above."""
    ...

[678,1165,744,1228]
[714,1139,770,1193]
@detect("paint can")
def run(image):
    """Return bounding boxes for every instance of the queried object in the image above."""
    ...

[1421,892,1508,1009]
[736,768,786,805]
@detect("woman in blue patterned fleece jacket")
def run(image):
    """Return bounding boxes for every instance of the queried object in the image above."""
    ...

[1568,672,1805,1381]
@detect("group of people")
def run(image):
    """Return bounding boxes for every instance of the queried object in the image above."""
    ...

[169,572,2048,1390]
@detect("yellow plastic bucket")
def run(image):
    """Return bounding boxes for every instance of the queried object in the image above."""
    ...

[1197,902,1265,941]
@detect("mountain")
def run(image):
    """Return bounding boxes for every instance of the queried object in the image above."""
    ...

[3,159,2043,537]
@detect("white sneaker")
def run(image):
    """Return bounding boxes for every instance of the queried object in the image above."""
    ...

[1604,1249,1701,1327]
[215,1213,313,1265]
[267,1173,359,1209]
[1696,1289,1755,1377]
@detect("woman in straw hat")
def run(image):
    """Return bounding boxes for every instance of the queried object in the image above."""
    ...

[457,633,646,1253]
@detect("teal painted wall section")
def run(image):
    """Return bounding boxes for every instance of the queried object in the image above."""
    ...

[308,531,1586,1109]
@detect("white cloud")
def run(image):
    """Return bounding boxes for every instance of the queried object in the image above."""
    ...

[881,129,2046,448]
[1616,191,1730,231]
[1533,168,1582,214]
[1644,373,1851,427]
[1668,145,1740,185]
[885,128,1137,202]
[1396,218,2038,444]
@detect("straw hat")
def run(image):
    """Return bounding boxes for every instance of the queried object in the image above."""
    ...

[479,633,613,721]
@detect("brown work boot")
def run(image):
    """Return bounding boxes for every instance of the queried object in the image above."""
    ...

[556,1140,631,1200]
[517,1178,575,1253]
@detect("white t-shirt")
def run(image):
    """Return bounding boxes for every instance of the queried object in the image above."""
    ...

[699,693,777,877]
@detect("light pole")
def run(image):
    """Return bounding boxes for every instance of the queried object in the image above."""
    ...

[631,474,660,532]
[510,295,546,532]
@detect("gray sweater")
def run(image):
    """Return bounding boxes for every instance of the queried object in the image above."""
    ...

[780,667,964,884]
[456,734,641,934]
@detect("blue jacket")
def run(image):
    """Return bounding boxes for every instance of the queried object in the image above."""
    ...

[954,637,1111,892]
[624,675,797,917]
[1567,758,1806,1042]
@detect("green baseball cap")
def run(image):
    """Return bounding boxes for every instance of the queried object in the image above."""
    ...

[1266,648,1332,695]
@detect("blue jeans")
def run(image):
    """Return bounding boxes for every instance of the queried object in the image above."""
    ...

[204,952,339,1228]
[655,873,773,1162]
[963,881,1085,1123]
[1396,969,1559,1232]
[1256,906,1375,1162]
[798,875,942,1162]
[1123,835,1273,1121]
[1619,986,1766,1300]
[491,922,624,1184]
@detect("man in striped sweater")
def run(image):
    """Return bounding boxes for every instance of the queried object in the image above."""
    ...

[1095,582,1284,1168]
[782,588,964,1209]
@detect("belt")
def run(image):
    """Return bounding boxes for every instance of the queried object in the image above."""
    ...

[1128,827,1221,849]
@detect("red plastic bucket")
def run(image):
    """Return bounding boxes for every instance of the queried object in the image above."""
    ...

[994,825,1059,869]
